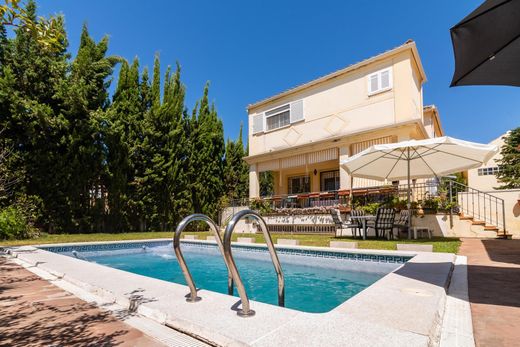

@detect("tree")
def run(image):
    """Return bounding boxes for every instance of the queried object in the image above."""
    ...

[59,24,119,232]
[104,57,144,231]
[260,171,274,197]
[141,57,192,230]
[496,128,520,189]
[1,0,65,50]
[0,0,230,234]
[0,1,70,232]
[188,84,225,220]
[223,123,249,202]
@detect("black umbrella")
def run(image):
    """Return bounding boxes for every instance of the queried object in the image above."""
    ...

[450,0,520,87]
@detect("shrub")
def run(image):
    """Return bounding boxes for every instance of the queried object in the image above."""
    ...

[250,199,273,215]
[357,202,381,215]
[421,197,441,212]
[0,205,39,240]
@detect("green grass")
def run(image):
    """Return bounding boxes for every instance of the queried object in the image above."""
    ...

[0,231,461,253]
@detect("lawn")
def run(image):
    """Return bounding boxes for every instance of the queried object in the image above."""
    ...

[0,232,461,253]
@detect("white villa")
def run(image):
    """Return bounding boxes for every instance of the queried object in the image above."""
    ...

[467,132,508,191]
[245,40,443,200]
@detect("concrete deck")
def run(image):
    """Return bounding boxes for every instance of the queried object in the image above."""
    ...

[459,238,520,347]
[0,257,164,347]
[2,240,464,346]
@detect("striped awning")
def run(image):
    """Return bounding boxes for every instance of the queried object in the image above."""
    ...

[256,148,339,172]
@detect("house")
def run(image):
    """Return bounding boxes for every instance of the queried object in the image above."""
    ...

[467,132,508,191]
[244,40,444,200]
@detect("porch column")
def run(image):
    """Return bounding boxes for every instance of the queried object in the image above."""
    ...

[249,163,260,198]
[339,146,351,190]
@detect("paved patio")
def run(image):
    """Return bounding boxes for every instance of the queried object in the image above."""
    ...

[459,238,520,347]
[0,257,164,347]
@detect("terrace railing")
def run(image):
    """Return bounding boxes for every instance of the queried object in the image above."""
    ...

[450,181,506,234]
[225,179,507,235]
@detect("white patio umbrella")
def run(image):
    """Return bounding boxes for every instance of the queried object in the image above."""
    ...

[340,136,498,232]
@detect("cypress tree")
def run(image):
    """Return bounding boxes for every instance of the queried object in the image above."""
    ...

[496,128,520,189]
[61,24,119,232]
[0,1,232,233]
[104,57,144,231]
[189,84,225,219]
[142,60,191,230]
[0,1,70,232]
[224,123,249,202]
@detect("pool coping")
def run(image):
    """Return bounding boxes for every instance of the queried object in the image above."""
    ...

[2,240,459,346]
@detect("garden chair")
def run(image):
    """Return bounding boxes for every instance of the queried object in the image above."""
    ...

[393,210,411,239]
[330,209,363,237]
[366,208,395,239]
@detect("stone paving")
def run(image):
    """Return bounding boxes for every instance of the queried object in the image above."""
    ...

[459,238,520,347]
[0,257,164,347]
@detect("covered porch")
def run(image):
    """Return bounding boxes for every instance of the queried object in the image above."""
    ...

[247,135,401,203]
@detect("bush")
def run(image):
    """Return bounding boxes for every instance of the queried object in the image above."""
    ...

[357,202,381,215]
[421,197,441,212]
[250,199,273,215]
[0,205,39,240]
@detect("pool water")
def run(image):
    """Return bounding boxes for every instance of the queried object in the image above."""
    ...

[72,242,396,313]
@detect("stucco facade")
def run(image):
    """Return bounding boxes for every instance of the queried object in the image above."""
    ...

[467,133,507,191]
[245,41,443,198]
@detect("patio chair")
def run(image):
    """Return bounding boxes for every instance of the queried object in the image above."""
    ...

[330,209,363,237]
[367,208,395,239]
[393,210,411,239]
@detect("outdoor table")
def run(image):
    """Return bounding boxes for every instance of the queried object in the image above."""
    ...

[350,215,376,240]
[410,227,432,240]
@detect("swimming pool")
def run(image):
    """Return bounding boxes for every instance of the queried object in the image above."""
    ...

[41,240,410,313]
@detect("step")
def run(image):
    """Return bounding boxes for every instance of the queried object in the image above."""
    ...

[471,220,486,226]
[459,215,474,221]
[483,225,499,231]
[459,217,474,221]
[496,233,513,240]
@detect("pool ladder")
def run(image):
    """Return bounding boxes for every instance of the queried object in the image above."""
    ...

[173,210,284,317]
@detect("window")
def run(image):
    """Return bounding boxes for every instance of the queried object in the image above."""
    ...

[477,167,500,176]
[367,68,392,95]
[288,175,310,194]
[266,104,290,131]
[254,100,305,134]
[320,170,340,191]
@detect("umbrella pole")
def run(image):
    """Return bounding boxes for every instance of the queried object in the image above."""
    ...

[407,147,412,239]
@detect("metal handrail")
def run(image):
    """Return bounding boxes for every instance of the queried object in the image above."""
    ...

[449,180,507,233]
[223,209,285,317]
[173,214,234,302]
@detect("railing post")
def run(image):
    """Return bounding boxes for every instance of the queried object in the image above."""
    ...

[471,189,475,220]
[448,179,453,229]
[502,201,507,235]
[496,199,499,232]
[489,195,492,226]
[477,191,481,220]
[460,188,464,216]
[483,192,486,226]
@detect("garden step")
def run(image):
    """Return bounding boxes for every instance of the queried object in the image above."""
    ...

[459,215,474,221]
[471,220,486,226]
[483,225,499,231]
[496,233,513,240]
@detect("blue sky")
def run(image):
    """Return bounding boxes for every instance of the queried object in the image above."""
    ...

[37,0,519,144]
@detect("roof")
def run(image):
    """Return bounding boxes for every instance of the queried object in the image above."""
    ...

[248,40,427,111]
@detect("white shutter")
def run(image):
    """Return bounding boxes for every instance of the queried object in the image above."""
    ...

[381,69,390,89]
[368,73,378,94]
[252,113,264,134]
[290,99,304,123]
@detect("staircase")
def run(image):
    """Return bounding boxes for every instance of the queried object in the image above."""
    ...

[450,181,511,239]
